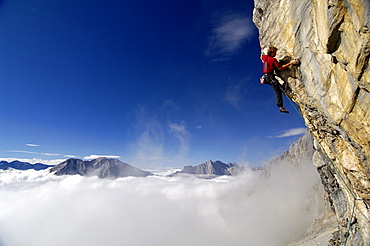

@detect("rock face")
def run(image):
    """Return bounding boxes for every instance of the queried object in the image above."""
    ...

[253,0,370,245]
[171,160,243,176]
[50,158,153,179]
[0,161,52,171]
[266,131,332,245]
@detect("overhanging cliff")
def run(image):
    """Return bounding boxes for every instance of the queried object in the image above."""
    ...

[253,0,370,245]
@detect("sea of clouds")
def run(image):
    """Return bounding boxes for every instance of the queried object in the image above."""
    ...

[0,160,324,246]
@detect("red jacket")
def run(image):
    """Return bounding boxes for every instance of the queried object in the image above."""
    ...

[261,55,280,74]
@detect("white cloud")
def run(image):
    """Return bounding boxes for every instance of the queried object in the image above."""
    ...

[206,14,255,56]
[7,150,63,157]
[7,150,37,154]
[237,145,251,167]
[0,158,323,246]
[64,155,77,158]
[168,121,189,136]
[26,144,41,147]
[128,107,196,166]
[268,128,307,138]
[129,106,166,166]
[41,153,61,156]
[168,121,191,157]
[83,155,121,160]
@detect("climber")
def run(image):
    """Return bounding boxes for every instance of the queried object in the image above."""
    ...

[260,46,299,113]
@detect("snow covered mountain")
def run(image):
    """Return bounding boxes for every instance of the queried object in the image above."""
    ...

[171,160,243,176]
[50,157,153,179]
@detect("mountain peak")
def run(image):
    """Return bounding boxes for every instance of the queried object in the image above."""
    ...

[0,160,52,171]
[50,158,153,179]
[171,160,243,176]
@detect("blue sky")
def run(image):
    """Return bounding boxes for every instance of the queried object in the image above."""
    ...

[0,0,306,167]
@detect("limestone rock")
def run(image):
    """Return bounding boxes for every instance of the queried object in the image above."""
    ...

[253,0,370,244]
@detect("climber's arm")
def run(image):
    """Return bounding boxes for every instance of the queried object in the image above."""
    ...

[277,59,299,71]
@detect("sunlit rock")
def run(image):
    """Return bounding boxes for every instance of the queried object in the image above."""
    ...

[253,0,370,244]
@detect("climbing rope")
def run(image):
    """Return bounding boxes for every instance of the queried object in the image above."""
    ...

[281,87,368,246]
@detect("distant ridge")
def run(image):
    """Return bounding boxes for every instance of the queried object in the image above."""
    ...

[50,157,153,179]
[0,160,52,171]
[170,160,243,176]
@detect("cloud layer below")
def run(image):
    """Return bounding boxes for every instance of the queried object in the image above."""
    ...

[0,159,323,246]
